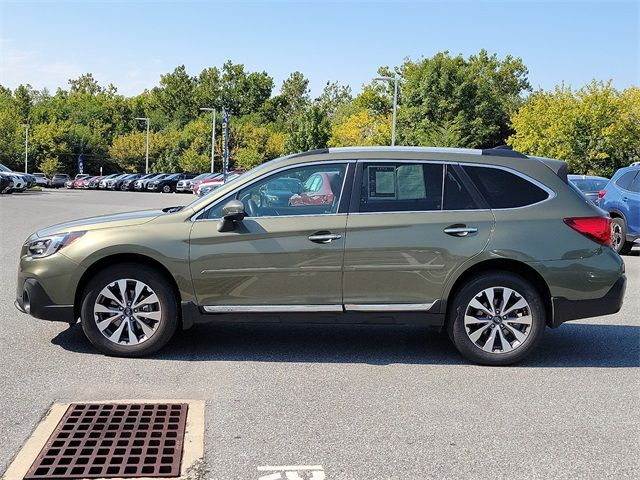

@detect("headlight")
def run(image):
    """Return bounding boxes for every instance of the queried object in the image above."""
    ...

[26,232,86,258]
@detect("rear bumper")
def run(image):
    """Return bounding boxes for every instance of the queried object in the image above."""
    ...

[551,275,626,327]
[15,278,75,323]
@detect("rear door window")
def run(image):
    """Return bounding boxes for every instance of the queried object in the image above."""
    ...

[443,165,479,210]
[359,162,443,213]
[463,165,549,208]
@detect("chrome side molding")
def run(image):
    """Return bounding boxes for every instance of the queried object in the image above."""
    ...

[202,305,343,313]
[343,302,436,312]
[202,303,437,313]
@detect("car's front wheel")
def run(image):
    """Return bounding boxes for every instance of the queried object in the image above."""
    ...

[80,263,178,357]
[162,184,172,193]
[447,272,546,366]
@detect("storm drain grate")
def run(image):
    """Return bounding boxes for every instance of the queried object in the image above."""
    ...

[24,403,188,479]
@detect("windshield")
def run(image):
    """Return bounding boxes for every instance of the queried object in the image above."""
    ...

[0,163,11,172]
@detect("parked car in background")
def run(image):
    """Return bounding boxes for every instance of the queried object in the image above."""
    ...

[51,173,71,188]
[50,174,70,188]
[177,173,210,193]
[67,174,90,188]
[597,165,640,254]
[122,173,154,191]
[568,175,609,204]
[0,172,26,192]
[189,173,222,193]
[0,163,33,189]
[77,176,98,189]
[105,174,128,190]
[289,171,341,207]
[14,146,626,365]
[195,172,241,196]
[22,173,36,188]
[33,173,50,187]
[258,177,302,207]
[134,173,167,191]
[0,173,13,194]
[87,176,104,189]
[99,174,122,189]
[148,173,198,193]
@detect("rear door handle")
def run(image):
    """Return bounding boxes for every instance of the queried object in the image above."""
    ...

[308,232,342,243]
[444,225,478,237]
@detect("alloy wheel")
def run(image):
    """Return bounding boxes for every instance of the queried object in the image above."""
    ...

[93,279,162,345]
[464,286,532,354]
[611,222,623,251]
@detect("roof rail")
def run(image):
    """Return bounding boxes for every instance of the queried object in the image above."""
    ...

[481,146,528,159]
[290,148,330,158]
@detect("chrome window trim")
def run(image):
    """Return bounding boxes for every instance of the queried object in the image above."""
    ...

[344,302,437,312]
[203,304,343,313]
[191,159,355,222]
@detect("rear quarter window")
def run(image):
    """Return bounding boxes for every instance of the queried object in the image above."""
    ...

[615,171,638,190]
[463,165,549,208]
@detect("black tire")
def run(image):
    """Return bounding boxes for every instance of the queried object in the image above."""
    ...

[80,263,178,357]
[162,184,172,193]
[611,217,632,255]
[447,272,546,366]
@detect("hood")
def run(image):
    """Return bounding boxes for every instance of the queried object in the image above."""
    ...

[36,209,163,237]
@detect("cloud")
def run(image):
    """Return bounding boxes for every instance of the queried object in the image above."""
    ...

[0,38,84,91]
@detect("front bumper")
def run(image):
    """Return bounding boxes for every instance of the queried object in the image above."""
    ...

[15,278,75,323]
[550,275,626,327]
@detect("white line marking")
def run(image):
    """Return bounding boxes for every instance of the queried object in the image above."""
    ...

[258,466,323,471]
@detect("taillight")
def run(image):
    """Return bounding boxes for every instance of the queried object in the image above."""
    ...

[563,217,611,246]
[597,190,606,199]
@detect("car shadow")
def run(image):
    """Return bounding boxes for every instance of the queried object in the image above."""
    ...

[51,322,639,368]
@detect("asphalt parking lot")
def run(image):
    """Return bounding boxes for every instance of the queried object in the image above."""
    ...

[0,188,638,479]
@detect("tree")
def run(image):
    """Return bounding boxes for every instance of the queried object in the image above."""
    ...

[508,82,640,176]
[285,104,330,153]
[329,110,391,147]
[69,73,103,95]
[317,81,352,118]
[397,50,530,147]
[39,157,62,177]
[276,71,310,119]
[154,65,197,127]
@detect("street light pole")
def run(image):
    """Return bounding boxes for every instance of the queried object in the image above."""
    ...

[374,75,399,146]
[23,124,29,173]
[135,117,150,173]
[200,107,216,173]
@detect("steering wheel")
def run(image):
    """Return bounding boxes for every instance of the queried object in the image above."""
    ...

[246,199,258,217]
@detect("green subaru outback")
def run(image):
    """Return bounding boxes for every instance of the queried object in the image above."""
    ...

[15,147,626,365]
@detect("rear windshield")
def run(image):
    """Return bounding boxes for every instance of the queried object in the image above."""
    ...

[571,178,609,192]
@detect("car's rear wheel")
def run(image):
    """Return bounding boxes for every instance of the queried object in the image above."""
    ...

[611,217,632,255]
[80,264,178,357]
[447,272,546,366]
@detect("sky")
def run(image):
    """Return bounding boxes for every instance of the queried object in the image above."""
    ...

[0,0,638,98]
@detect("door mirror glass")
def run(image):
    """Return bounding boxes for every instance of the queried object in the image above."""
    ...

[218,200,246,232]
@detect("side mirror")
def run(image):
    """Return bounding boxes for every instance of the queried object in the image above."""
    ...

[217,200,246,232]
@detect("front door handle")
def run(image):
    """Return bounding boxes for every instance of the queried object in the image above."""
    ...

[308,232,342,243]
[444,225,478,237]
